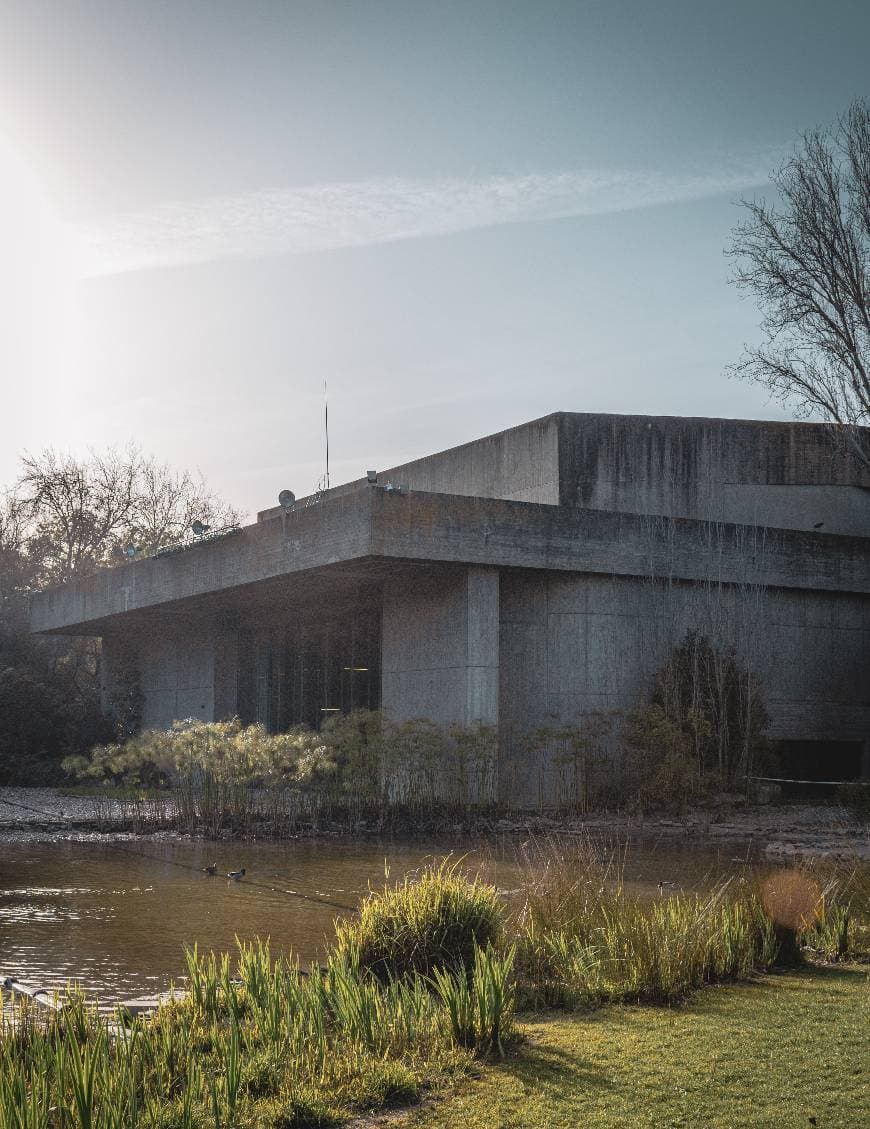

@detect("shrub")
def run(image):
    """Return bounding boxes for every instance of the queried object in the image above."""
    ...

[653,630,770,785]
[334,859,503,980]
[620,703,702,813]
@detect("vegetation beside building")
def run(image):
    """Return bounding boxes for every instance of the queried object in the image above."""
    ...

[61,631,779,830]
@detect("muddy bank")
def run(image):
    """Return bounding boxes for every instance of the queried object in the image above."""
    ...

[1,787,867,860]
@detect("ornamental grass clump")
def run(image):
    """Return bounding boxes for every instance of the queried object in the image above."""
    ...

[514,836,780,1008]
[334,859,504,980]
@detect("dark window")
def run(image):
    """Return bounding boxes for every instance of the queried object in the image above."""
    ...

[276,605,381,730]
[778,740,863,782]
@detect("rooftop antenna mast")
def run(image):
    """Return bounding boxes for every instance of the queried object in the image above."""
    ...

[324,379,330,490]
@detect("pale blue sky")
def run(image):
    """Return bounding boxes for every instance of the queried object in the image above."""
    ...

[1,1,868,514]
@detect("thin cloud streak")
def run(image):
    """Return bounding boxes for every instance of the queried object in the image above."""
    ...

[71,155,778,277]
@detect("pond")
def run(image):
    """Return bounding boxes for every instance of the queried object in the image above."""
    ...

[0,833,755,1006]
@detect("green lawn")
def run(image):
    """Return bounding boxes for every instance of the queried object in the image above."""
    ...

[391,966,869,1129]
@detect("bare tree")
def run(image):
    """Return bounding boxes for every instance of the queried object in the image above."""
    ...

[16,447,240,584]
[728,98,870,465]
[128,459,238,553]
[19,447,139,582]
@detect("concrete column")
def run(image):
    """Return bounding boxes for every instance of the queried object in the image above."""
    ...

[465,566,499,726]
[380,565,500,728]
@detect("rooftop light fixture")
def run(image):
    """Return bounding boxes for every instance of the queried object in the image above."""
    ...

[320,706,341,712]
[366,470,378,484]
[343,666,369,672]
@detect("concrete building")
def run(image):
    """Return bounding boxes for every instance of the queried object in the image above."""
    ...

[29,413,870,801]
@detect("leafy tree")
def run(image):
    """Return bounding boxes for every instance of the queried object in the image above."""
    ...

[728,98,870,465]
[0,606,113,784]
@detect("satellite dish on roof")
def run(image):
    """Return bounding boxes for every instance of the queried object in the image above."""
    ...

[278,489,296,510]
[191,520,210,536]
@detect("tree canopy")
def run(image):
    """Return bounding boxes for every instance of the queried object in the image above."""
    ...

[1,446,240,595]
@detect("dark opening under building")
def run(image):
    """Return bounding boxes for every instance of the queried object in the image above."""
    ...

[28,413,870,802]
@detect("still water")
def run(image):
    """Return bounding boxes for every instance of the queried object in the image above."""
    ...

[0,834,753,1005]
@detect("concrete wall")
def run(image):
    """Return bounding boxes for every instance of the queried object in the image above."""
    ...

[258,414,560,520]
[381,566,499,728]
[499,569,870,805]
[103,623,218,731]
[558,414,870,535]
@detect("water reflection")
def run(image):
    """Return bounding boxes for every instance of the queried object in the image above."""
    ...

[0,835,753,1005]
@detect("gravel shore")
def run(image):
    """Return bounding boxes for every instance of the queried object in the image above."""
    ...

[0,787,140,829]
[1,787,867,858]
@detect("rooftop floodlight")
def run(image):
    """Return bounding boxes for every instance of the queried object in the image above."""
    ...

[191,520,210,537]
[343,666,369,672]
[366,470,378,484]
[278,489,296,510]
[320,706,341,712]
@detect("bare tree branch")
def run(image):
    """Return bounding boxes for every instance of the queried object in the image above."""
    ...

[727,98,870,466]
[14,447,241,585]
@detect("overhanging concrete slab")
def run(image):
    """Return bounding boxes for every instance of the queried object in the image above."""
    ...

[29,487,870,636]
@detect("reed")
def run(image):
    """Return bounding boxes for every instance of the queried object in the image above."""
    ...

[0,938,471,1129]
[432,944,516,1057]
[62,714,502,836]
[513,837,783,1007]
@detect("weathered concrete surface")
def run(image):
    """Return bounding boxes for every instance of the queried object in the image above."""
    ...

[31,486,870,639]
[558,413,870,535]
[30,487,870,639]
[370,491,870,595]
[102,625,216,729]
[258,413,561,521]
[498,569,870,804]
[465,567,499,726]
[29,493,376,635]
[381,565,499,728]
[258,412,870,533]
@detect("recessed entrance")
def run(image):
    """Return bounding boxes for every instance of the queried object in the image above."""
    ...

[239,604,381,731]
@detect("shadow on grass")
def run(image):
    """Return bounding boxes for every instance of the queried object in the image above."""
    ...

[491,1036,613,1095]
[500,963,869,1093]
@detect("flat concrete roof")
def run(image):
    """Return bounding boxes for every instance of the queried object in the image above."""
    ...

[30,486,870,635]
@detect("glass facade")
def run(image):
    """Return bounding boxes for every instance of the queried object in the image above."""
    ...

[239,603,381,731]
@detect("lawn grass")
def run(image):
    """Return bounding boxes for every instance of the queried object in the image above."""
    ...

[392,965,869,1129]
